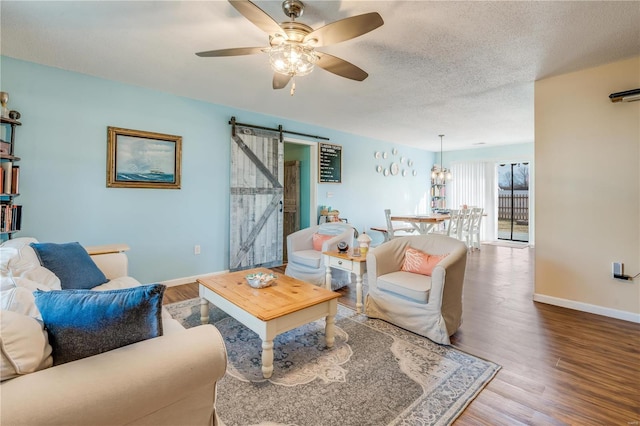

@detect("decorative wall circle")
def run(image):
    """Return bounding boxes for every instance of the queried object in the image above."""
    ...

[374,151,381,159]
[392,148,398,155]
[408,160,414,167]
[376,165,382,173]
[390,162,399,176]
[402,170,407,177]
[413,170,417,176]
[382,152,388,159]
[383,168,389,176]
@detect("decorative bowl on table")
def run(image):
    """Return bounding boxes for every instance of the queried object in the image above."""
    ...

[245,272,277,288]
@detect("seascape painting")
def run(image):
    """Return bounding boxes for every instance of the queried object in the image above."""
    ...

[107,127,182,189]
[115,136,176,183]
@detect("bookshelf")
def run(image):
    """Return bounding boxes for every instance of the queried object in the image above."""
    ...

[1,116,22,240]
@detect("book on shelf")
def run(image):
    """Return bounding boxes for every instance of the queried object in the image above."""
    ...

[1,204,21,232]
[12,205,22,231]
[0,161,12,194]
[10,165,19,194]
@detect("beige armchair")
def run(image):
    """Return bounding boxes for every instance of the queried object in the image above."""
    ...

[285,223,355,290]
[365,234,467,345]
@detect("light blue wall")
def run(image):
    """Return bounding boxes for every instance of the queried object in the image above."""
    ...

[443,143,534,168]
[2,56,433,283]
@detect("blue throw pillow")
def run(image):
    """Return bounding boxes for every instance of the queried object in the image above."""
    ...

[34,284,166,365]
[30,242,108,289]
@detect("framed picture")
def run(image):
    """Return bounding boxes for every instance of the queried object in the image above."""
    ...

[107,127,182,189]
[318,142,342,183]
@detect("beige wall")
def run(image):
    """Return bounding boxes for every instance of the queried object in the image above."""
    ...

[535,56,640,320]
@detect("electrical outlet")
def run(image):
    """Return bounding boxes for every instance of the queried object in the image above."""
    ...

[194,245,201,255]
[612,262,623,276]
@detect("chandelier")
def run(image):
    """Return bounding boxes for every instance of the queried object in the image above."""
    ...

[431,134,452,181]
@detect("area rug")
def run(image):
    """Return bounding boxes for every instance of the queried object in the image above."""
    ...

[166,299,500,426]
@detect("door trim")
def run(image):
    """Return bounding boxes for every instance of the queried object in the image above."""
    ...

[283,137,317,227]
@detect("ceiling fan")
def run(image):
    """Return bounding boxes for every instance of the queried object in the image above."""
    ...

[196,0,384,95]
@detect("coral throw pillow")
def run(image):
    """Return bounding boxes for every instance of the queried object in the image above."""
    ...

[401,247,448,276]
[312,233,334,251]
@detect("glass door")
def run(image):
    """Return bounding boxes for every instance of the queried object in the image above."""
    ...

[497,163,529,242]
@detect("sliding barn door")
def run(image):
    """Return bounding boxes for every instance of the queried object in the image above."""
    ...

[229,125,284,271]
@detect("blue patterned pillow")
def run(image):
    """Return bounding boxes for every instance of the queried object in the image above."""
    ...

[34,284,165,365]
[30,242,108,289]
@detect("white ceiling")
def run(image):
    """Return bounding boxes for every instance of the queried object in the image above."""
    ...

[1,1,639,151]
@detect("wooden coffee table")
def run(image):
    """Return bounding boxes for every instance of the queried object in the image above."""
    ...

[197,267,341,379]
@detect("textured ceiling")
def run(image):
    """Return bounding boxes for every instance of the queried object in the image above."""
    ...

[1,1,639,151]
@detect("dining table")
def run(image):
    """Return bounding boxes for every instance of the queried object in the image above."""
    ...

[390,214,451,234]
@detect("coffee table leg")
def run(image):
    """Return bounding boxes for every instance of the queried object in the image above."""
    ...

[262,340,274,378]
[325,314,335,348]
[200,297,209,324]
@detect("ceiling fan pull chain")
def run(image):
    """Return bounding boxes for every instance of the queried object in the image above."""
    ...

[290,78,296,96]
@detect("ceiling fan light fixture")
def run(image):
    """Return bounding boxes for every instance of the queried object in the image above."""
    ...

[268,43,317,77]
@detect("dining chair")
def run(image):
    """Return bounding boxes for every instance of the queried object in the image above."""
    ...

[468,207,484,250]
[430,208,458,237]
[459,207,483,250]
[456,208,473,245]
[383,209,416,241]
[446,209,462,238]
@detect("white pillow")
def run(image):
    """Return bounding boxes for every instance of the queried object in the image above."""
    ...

[0,238,61,291]
[0,310,53,381]
[1,287,42,319]
[1,237,41,278]
[0,247,18,277]
[19,267,61,291]
[0,276,16,291]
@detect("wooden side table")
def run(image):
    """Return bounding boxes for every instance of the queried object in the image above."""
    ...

[323,251,367,313]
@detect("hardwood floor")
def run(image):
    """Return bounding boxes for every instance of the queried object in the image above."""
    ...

[164,245,640,424]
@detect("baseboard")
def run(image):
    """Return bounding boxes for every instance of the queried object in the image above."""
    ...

[533,293,640,323]
[160,269,229,288]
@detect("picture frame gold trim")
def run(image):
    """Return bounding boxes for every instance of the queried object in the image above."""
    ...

[107,127,182,189]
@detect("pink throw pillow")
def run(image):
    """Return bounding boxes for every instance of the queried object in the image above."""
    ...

[312,233,334,251]
[401,247,448,276]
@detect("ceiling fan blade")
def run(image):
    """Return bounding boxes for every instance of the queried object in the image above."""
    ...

[196,47,265,57]
[304,12,383,47]
[273,73,292,90]
[316,53,368,81]
[229,0,286,38]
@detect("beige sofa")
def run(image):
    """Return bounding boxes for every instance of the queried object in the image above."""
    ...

[365,234,467,345]
[0,237,227,426]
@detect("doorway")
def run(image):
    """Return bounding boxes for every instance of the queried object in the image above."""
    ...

[283,160,300,262]
[497,163,529,242]
[283,141,315,261]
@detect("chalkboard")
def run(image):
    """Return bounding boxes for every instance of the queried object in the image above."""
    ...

[319,143,342,183]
